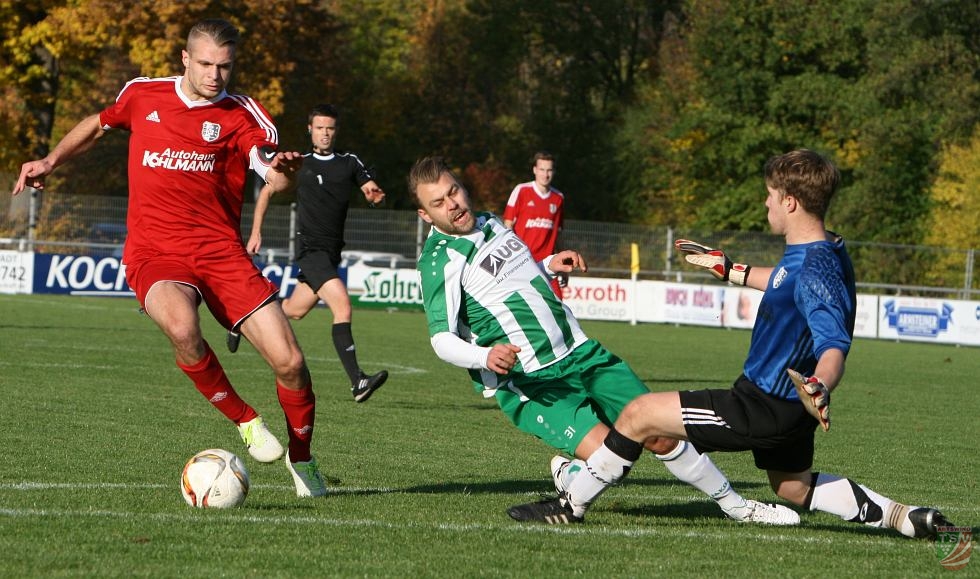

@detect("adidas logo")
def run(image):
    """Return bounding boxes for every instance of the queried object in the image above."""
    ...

[145,110,161,123]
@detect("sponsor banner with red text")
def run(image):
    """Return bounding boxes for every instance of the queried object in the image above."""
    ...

[560,277,635,321]
[12,252,980,347]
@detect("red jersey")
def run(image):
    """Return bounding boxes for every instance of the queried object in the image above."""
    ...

[99,76,278,263]
[503,182,564,261]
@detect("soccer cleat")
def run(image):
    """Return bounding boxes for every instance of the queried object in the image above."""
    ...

[907,507,953,539]
[352,370,389,403]
[724,500,801,526]
[507,497,583,524]
[226,331,241,353]
[551,455,571,494]
[286,454,327,498]
[237,416,285,463]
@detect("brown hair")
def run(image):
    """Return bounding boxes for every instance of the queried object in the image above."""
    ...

[764,149,840,219]
[532,150,555,167]
[408,156,455,208]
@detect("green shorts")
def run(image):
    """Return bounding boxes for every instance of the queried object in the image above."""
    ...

[493,339,649,455]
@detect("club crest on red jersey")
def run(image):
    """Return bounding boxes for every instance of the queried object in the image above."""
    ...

[549,203,558,214]
[201,121,221,142]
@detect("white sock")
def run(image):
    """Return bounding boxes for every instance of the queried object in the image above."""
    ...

[562,444,635,518]
[809,472,895,528]
[557,458,586,491]
[655,441,747,515]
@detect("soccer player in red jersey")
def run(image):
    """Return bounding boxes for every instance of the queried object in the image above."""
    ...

[504,151,566,296]
[12,19,326,498]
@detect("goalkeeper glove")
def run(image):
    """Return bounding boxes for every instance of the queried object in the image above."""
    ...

[787,369,831,432]
[674,239,751,286]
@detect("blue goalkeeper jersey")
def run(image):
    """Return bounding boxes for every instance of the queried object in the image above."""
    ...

[742,234,856,400]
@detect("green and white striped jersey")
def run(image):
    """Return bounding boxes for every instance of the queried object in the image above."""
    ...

[417,212,587,391]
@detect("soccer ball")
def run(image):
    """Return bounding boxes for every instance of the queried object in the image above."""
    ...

[180,449,250,508]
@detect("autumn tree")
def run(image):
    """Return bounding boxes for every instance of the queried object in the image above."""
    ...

[923,128,980,290]
[2,0,331,199]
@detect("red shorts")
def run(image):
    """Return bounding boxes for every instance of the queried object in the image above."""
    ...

[125,243,278,331]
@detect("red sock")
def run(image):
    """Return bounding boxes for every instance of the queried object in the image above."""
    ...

[277,381,315,462]
[177,342,257,425]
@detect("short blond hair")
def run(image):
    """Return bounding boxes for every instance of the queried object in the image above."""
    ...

[187,18,240,50]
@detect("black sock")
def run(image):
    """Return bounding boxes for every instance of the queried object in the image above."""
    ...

[332,322,362,383]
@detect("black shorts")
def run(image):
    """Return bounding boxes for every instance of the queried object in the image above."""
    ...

[295,246,342,293]
[679,375,819,473]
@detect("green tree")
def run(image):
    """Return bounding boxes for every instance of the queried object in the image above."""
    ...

[617,0,979,246]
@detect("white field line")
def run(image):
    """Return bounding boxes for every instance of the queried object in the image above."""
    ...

[0,504,928,547]
[0,357,428,375]
[0,482,973,547]
[4,482,975,514]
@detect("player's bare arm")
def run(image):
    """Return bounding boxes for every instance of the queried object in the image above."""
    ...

[246,184,275,255]
[812,347,846,392]
[744,266,773,291]
[12,113,105,195]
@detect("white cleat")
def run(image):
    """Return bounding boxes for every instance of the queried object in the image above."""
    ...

[724,499,801,526]
[286,453,327,498]
[237,416,285,463]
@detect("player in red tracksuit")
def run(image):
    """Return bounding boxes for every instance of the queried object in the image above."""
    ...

[11,19,326,498]
[504,151,565,297]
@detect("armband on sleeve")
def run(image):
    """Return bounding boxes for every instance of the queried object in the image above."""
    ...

[250,145,278,182]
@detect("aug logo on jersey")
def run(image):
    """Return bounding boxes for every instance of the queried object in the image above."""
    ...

[201,121,222,142]
[480,254,507,277]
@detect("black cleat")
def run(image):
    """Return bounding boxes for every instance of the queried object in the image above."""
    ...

[908,507,953,540]
[352,370,388,403]
[507,497,582,524]
[226,331,242,353]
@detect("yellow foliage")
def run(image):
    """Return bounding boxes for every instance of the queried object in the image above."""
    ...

[923,127,980,288]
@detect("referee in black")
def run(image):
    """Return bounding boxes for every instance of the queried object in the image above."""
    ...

[230,104,388,403]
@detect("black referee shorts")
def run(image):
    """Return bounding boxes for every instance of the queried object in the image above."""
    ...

[679,375,819,473]
[295,248,343,293]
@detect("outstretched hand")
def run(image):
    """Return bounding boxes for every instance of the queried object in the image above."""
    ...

[270,151,304,176]
[12,159,54,195]
[364,185,386,207]
[548,250,588,275]
[674,238,750,286]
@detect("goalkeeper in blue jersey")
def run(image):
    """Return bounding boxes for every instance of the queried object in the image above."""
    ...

[510,149,953,538]
[409,156,799,525]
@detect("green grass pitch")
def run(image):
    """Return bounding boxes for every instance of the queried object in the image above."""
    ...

[0,294,976,577]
